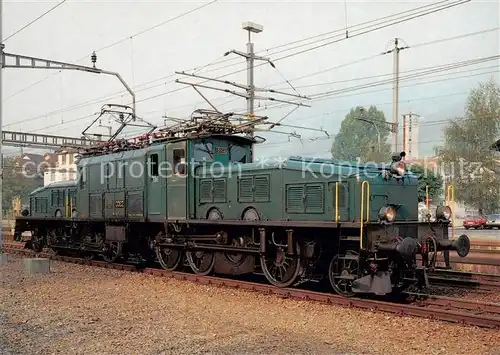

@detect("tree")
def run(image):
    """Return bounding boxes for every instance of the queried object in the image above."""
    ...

[436,79,500,213]
[407,164,443,203]
[331,106,392,162]
[2,156,39,214]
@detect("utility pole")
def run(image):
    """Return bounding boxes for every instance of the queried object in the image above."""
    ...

[244,22,259,124]
[174,21,312,158]
[402,113,406,157]
[402,111,420,160]
[383,38,409,153]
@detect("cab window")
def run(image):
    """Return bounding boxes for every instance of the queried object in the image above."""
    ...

[173,149,186,175]
[229,144,248,163]
[194,142,214,162]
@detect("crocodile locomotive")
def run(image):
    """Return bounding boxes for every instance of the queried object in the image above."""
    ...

[15,111,470,297]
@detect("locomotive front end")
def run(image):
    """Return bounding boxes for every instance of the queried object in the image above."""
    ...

[351,152,470,295]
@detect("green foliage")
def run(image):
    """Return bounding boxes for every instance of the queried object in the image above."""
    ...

[436,79,500,213]
[407,164,443,203]
[2,156,39,213]
[331,106,392,163]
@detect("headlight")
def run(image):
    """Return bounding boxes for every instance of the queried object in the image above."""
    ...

[436,205,452,220]
[378,206,396,222]
[390,161,405,176]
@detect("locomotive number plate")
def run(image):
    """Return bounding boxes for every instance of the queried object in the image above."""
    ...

[114,200,125,208]
[215,147,228,154]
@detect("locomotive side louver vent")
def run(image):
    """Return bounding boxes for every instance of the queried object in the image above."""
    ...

[286,185,304,213]
[239,177,254,202]
[254,176,270,202]
[238,175,270,202]
[305,184,324,213]
[200,179,213,203]
[286,183,325,214]
[199,178,227,203]
[213,179,227,203]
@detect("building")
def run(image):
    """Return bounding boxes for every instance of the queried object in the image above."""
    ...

[14,153,56,187]
[43,147,79,185]
[402,113,420,160]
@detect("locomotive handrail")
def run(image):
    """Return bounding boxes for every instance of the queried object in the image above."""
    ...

[360,180,370,249]
[335,182,339,222]
[446,184,455,239]
[64,194,74,218]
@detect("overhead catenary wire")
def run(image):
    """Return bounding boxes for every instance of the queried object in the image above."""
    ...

[308,56,500,99]
[6,4,490,126]
[3,0,68,42]
[5,0,472,108]
[11,52,491,135]
[2,0,220,101]
[135,0,473,106]
[220,61,500,116]
[15,55,499,135]
[182,0,467,75]
[6,1,485,140]
[44,68,498,139]
[247,68,500,118]
[260,113,498,150]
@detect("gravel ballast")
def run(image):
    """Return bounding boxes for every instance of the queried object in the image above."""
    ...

[1,255,499,355]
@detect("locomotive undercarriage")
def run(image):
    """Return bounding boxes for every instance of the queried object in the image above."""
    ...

[15,216,470,298]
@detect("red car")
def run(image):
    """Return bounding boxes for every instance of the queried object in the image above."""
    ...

[463,215,488,229]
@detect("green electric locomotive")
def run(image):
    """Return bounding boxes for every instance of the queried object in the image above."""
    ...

[16,112,470,296]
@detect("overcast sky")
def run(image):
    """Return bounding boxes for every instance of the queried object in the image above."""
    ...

[1,0,499,158]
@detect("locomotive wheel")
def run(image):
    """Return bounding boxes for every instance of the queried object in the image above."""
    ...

[156,245,183,271]
[102,242,122,263]
[328,250,359,297]
[260,241,301,288]
[30,230,45,253]
[184,208,220,275]
[222,208,259,267]
[186,250,215,275]
[223,237,247,267]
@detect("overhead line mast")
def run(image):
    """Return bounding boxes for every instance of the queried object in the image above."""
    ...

[175,21,314,157]
[383,38,409,153]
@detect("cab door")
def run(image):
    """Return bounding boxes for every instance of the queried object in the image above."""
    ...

[147,149,165,221]
[166,142,187,219]
[67,189,77,217]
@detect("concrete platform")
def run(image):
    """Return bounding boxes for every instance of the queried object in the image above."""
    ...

[0,253,7,265]
[23,258,50,275]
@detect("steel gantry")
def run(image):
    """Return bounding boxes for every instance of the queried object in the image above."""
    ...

[2,130,98,149]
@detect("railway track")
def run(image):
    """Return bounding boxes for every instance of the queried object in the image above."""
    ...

[428,269,500,291]
[2,242,500,329]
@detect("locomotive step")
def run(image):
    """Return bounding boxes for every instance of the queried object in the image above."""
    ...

[334,275,357,280]
[339,255,359,260]
[340,236,361,242]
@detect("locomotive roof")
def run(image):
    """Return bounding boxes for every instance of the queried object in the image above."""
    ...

[29,180,77,195]
[78,133,256,162]
[204,155,418,180]
[204,156,393,172]
[288,156,390,170]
